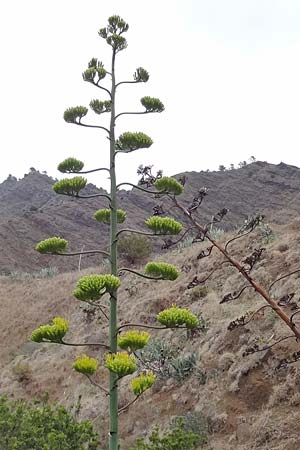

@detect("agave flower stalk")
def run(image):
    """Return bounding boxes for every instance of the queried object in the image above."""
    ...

[31,16,199,450]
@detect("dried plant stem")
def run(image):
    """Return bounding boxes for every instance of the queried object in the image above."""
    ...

[85,374,109,395]
[173,198,300,339]
[118,394,142,414]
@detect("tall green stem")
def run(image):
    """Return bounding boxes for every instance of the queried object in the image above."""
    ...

[109,48,119,450]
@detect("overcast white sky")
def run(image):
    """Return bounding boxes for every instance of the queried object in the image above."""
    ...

[1,0,300,189]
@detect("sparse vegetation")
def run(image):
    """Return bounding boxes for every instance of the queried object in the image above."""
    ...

[118,234,152,264]
[6,266,59,280]
[188,285,209,302]
[12,361,32,383]
[2,221,300,448]
[259,223,275,244]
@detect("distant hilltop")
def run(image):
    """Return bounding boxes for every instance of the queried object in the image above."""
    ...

[0,161,299,273]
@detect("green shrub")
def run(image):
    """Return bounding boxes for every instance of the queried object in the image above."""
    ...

[189,286,209,301]
[129,418,204,450]
[170,414,209,446]
[118,234,152,264]
[0,396,99,450]
[12,362,32,383]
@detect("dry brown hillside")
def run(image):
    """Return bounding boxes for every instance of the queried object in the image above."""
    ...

[1,160,300,273]
[1,218,300,449]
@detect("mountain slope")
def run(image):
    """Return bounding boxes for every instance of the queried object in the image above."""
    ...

[1,161,299,273]
[1,219,300,449]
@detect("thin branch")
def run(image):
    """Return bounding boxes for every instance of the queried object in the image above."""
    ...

[61,340,109,349]
[82,300,110,321]
[220,285,254,304]
[115,80,139,88]
[57,192,111,201]
[98,306,109,321]
[40,340,109,349]
[50,250,110,258]
[116,229,155,238]
[116,182,163,195]
[269,269,300,292]
[290,310,300,324]
[68,167,110,174]
[197,245,214,260]
[224,228,255,253]
[224,216,264,253]
[117,323,186,333]
[85,374,109,395]
[75,121,110,134]
[115,111,147,120]
[205,208,229,229]
[187,261,232,289]
[277,349,300,368]
[118,267,164,281]
[118,394,142,414]
[94,82,112,98]
[161,227,195,250]
[76,193,111,200]
[83,299,109,310]
[228,305,272,331]
[243,335,297,356]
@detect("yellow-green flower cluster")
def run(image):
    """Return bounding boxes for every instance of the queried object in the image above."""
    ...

[145,216,182,235]
[35,237,68,254]
[90,99,112,114]
[73,354,99,375]
[31,317,69,343]
[157,305,199,329]
[134,67,149,82]
[131,371,155,396]
[145,262,179,281]
[118,330,150,351]
[140,96,164,113]
[74,274,121,301]
[94,209,126,224]
[105,352,137,377]
[116,132,153,152]
[154,177,183,195]
[57,157,84,173]
[64,106,88,123]
[52,177,87,196]
[82,59,107,84]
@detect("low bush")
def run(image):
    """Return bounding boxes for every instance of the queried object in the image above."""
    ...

[118,234,152,264]
[0,396,99,450]
[129,416,212,450]
[12,362,32,383]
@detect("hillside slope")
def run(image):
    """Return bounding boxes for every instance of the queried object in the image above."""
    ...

[1,161,300,273]
[1,219,300,449]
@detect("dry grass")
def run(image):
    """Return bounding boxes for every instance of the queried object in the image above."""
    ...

[2,220,300,448]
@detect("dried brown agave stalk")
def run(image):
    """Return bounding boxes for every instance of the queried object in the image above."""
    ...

[174,198,300,339]
[134,169,300,352]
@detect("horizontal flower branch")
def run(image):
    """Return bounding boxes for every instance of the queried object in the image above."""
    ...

[48,250,110,258]
[118,267,164,280]
[85,374,109,395]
